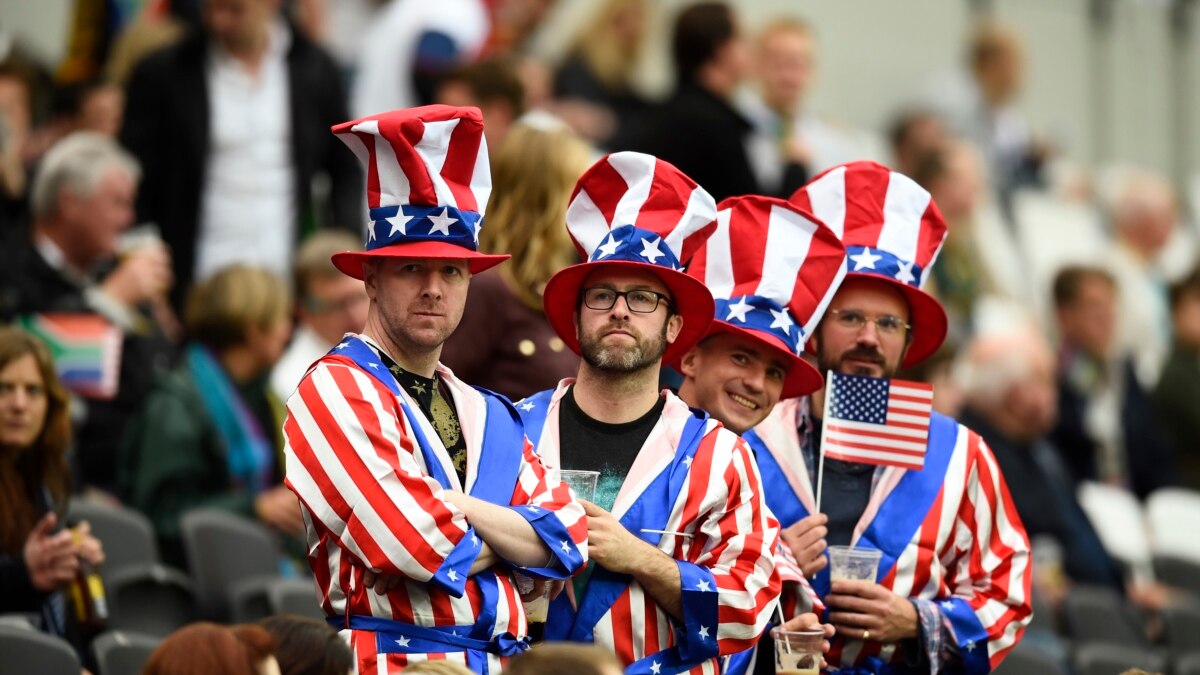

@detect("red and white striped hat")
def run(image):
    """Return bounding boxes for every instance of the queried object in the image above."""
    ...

[789,161,949,367]
[542,151,718,363]
[687,195,848,398]
[329,105,510,279]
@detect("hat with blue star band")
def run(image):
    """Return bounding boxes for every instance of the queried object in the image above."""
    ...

[686,195,848,398]
[542,152,719,363]
[789,161,949,368]
[329,105,510,279]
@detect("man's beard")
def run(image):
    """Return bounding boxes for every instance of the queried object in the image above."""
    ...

[818,345,895,377]
[579,321,669,373]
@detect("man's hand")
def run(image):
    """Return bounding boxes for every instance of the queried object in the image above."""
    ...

[23,513,80,592]
[254,486,306,535]
[780,514,828,577]
[824,580,918,643]
[581,499,647,575]
[779,612,836,668]
[517,579,565,602]
[100,245,173,307]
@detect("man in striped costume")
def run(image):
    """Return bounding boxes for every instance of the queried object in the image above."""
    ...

[675,194,847,674]
[283,106,587,674]
[515,152,781,674]
[747,161,1031,673]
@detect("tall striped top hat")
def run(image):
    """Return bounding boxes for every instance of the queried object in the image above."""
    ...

[687,196,848,398]
[329,105,510,279]
[542,152,719,364]
[789,161,949,367]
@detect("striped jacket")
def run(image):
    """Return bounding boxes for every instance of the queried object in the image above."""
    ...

[283,336,588,674]
[748,398,1031,674]
[516,381,781,674]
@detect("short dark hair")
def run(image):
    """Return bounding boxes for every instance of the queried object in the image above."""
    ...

[441,57,525,117]
[1169,265,1200,310]
[258,615,353,675]
[671,2,735,84]
[1052,265,1115,309]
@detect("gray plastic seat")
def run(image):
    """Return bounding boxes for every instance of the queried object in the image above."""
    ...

[1176,651,1200,675]
[91,630,160,675]
[0,625,81,675]
[1071,642,1166,675]
[68,499,159,578]
[268,578,324,620]
[106,563,197,637]
[1062,585,1147,646]
[1155,555,1200,596]
[180,509,282,620]
[1163,602,1200,658]
[991,638,1069,675]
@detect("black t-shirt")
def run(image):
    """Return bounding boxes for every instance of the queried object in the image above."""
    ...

[558,386,665,512]
[812,420,875,547]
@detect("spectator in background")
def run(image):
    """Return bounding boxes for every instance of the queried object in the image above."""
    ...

[1050,266,1174,499]
[119,265,300,568]
[956,328,1124,594]
[120,0,361,309]
[1108,170,1177,388]
[144,622,279,675]
[0,131,176,496]
[269,231,368,402]
[888,109,947,179]
[258,614,353,675]
[504,643,625,675]
[553,0,651,147]
[0,327,105,651]
[434,57,526,150]
[635,2,756,201]
[1153,267,1200,490]
[440,122,589,400]
[59,79,124,138]
[0,64,33,228]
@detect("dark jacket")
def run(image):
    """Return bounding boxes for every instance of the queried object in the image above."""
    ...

[119,23,362,308]
[1152,344,1200,490]
[629,81,760,202]
[0,232,176,493]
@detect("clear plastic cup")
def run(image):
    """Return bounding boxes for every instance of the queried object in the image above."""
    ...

[771,628,823,674]
[517,572,549,622]
[827,545,882,582]
[553,469,599,502]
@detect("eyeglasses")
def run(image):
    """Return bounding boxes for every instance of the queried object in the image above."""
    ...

[827,308,910,336]
[582,287,673,314]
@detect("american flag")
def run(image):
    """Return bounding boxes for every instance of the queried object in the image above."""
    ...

[822,372,933,470]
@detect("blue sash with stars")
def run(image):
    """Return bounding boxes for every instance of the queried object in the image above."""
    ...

[518,389,723,675]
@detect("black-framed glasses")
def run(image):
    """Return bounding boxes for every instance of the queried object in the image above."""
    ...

[827,308,910,336]
[582,287,673,314]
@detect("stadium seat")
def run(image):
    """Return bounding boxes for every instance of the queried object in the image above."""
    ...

[1077,481,1154,582]
[180,509,282,621]
[106,563,197,637]
[1162,602,1200,657]
[91,630,160,675]
[1061,585,1147,646]
[991,636,1069,675]
[1147,488,1200,564]
[1154,556,1200,597]
[0,625,81,675]
[268,578,324,620]
[1071,642,1166,675]
[68,499,159,578]
[1176,651,1200,675]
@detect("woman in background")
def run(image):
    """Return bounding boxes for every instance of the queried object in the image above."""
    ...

[143,622,279,675]
[440,122,592,401]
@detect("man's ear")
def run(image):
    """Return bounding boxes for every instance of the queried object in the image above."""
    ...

[665,313,684,344]
[679,346,701,378]
[362,262,379,300]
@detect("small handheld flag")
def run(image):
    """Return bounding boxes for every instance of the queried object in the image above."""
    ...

[822,372,933,470]
[19,313,122,400]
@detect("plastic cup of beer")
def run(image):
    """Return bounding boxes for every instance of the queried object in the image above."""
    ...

[552,469,599,502]
[771,628,823,675]
[828,545,882,582]
[517,572,549,622]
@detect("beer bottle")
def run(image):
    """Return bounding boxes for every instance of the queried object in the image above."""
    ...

[67,526,109,636]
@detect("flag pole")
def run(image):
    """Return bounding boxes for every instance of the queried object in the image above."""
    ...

[815,370,833,514]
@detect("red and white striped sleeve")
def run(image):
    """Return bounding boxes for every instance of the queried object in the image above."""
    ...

[283,360,481,596]
[506,440,589,576]
[947,431,1032,671]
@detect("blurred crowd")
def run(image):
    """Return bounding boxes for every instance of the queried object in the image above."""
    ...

[1,0,1199,672]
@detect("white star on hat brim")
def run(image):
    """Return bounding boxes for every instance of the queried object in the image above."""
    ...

[850,247,883,270]
[724,296,753,323]
[595,233,622,259]
[638,237,666,264]
[428,208,458,236]
[769,308,795,336]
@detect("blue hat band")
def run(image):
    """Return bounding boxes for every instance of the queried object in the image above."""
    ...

[846,245,924,288]
[366,204,482,252]
[713,295,804,356]
[586,224,683,271]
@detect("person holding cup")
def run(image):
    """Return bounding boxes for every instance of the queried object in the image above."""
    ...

[514,152,781,674]
[742,162,1031,674]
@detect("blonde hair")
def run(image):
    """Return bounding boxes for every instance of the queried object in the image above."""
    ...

[292,230,362,298]
[400,662,476,675]
[480,123,592,310]
[185,265,291,352]
[567,0,646,90]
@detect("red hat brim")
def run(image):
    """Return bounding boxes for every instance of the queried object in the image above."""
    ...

[696,321,825,400]
[331,241,511,280]
[829,272,947,368]
[542,260,715,365]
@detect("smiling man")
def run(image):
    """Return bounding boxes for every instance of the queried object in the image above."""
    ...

[746,161,1031,674]
[515,152,781,674]
[282,106,586,675]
